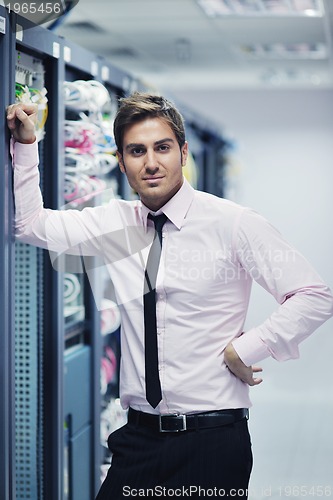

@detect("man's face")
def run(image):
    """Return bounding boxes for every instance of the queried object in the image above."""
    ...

[117,117,188,211]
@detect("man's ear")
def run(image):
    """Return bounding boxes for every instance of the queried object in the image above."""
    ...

[181,141,189,166]
[117,151,126,173]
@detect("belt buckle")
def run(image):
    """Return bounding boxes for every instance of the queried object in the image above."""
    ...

[159,414,187,433]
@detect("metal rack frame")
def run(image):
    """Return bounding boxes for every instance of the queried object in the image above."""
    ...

[0,6,16,500]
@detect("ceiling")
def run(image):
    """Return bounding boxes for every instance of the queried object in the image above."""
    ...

[48,0,333,92]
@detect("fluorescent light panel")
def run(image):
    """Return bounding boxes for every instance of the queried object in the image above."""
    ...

[238,42,328,59]
[197,0,324,17]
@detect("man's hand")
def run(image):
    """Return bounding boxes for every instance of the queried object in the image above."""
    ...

[224,343,263,386]
[6,103,37,144]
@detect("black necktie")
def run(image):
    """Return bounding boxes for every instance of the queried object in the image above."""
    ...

[144,213,168,408]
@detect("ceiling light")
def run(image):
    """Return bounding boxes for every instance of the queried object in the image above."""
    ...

[260,68,323,86]
[238,42,328,59]
[197,0,324,17]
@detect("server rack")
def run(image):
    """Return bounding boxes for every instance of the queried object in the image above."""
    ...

[59,38,132,500]
[1,10,228,500]
[0,6,16,500]
[11,14,65,500]
[178,104,229,197]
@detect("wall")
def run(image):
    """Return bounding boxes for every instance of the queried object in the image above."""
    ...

[174,88,333,499]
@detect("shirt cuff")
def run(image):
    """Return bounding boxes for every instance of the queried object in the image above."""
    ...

[231,329,271,367]
[11,139,39,168]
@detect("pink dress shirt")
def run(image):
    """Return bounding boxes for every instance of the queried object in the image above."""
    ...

[11,141,333,415]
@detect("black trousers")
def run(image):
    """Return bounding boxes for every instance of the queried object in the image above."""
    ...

[96,415,253,500]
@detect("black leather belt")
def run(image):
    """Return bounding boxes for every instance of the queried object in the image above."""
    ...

[128,407,248,433]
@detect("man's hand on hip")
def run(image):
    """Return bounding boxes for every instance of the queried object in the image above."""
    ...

[6,103,37,144]
[224,343,263,386]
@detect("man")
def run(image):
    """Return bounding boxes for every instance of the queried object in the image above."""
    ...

[7,93,333,499]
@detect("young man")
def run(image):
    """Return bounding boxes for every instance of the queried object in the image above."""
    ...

[7,93,333,499]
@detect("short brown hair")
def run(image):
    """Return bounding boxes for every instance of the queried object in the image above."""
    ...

[114,92,186,155]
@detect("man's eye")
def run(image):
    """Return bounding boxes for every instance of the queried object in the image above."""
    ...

[158,145,169,152]
[131,148,144,155]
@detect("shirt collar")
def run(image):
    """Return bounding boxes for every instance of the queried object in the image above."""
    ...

[141,177,195,231]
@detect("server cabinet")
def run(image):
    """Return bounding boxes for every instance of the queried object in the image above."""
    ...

[8,20,135,500]
[178,104,228,198]
[10,14,66,500]
[0,6,16,500]
[59,37,137,498]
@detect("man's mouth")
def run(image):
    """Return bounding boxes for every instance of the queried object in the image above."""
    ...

[143,176,164,184]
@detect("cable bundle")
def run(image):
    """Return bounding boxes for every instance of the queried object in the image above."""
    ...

[64,80,111,112]
[15,82,48,142]
[63,80,118,206]
[63,273,85,319]
[64,173,107,205]
[100,398,127,444]
[64,272,81,303]
[64,119,118,174]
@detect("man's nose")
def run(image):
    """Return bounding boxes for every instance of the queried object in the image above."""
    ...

[145,149,158,169]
